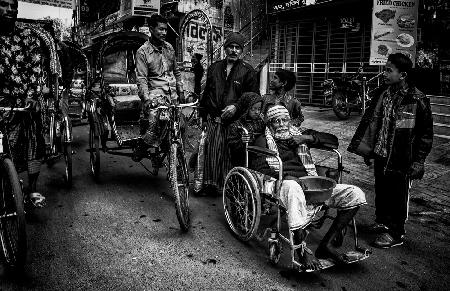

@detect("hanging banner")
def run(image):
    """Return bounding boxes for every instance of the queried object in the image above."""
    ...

[20,0,73,9]
[369,0,419,66]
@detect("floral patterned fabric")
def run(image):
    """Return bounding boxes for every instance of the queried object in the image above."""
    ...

[0,27,44,101]
[0,26,46,173]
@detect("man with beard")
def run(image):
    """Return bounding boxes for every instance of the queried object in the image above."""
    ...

[135,14,184,168]
[196,32,258,195]
[0,0,46,207]
[250,105,366,270]
[348,53,433,248]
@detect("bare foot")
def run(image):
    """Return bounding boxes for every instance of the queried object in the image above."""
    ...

[316,244,347,265]
[297,249,322,271]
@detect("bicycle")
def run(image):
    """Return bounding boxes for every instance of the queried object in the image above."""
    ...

[153,100,199,230]
[0,106,28,270]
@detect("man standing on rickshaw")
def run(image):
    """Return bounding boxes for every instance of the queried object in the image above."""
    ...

[251,105,367,270]
[135,14,184,165]
[0,0,46,207]
[196,32,259,195]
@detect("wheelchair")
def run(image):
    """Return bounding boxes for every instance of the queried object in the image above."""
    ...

[222,129,370,272]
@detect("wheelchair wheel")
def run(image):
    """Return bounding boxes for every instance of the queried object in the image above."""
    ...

[169,143,190,231]
[0,158,27,270]
[89,127,100,181]
[223,167,261,241]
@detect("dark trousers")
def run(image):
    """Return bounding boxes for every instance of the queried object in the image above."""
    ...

[374,157,410,238]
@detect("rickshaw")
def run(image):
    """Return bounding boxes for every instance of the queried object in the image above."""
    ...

[16,19,73,187]
[86,31,196,231]
[58,40,91,123]
[223,129,370,272]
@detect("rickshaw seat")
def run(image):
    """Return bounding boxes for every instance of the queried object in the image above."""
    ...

[107,84,142,123]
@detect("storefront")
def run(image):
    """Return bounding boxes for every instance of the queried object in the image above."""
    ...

[268,0,450,105]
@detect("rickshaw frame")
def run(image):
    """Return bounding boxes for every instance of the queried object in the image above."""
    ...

[86,31,194,231]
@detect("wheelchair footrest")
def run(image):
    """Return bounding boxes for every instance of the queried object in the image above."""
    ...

[294,249,370,273]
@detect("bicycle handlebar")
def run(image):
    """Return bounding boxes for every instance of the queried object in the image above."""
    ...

[0,105,32,112]
[154,100,199,110]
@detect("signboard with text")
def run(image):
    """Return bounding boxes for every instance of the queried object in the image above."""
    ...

[120,0,160,18]
[268,0,316,14]
[20,0,73,9]
[369,0,419,66]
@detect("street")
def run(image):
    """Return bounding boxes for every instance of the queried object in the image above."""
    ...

[0,108,449,291]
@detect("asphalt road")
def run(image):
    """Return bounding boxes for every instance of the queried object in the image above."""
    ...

[0,124,449,291]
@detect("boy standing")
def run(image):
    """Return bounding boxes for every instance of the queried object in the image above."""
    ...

[348,53,433,248]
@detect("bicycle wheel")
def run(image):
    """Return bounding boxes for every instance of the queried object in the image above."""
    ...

[0,158,27,270]
[169,143,190,231]
[89,126,100,181]
[332,91,351,120]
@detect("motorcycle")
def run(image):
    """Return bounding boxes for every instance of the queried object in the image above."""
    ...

[323,69,383,120]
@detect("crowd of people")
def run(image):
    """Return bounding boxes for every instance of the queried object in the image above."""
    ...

[0,2,434,270]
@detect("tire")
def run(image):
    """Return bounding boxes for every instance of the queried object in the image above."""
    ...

[89,127,100,181]
[223,167,261,242]
[169,143,190,231]
[62,119,73,187]
[332,91,351,120]
[0,158,27,270]
[63,143,72,187]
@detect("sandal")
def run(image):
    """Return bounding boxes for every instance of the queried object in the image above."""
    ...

[29,192,46,208]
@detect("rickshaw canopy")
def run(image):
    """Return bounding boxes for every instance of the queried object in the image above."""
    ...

[97,31,149,85]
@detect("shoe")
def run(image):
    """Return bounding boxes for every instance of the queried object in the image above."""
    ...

[367,222,389,234]
[373,232,404,249]
[28,192,46,208]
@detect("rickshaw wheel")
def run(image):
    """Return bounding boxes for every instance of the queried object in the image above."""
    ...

[0,158,27,271]
[223,167,261,242]
[169,143,190,231]
[63,142,72,187]
[89,127,100,181]
[62,122,72,187]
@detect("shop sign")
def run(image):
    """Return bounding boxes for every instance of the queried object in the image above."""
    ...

[369,0,419,66]
[268,0,316,14]
[20,0,73,9]
[179,9,214,65]
[120,0,160,18]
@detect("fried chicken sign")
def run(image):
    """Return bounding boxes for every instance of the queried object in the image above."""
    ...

[369,0,419,66]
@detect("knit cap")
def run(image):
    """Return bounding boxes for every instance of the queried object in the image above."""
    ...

[265,105,289,122]
[224,32,246,49]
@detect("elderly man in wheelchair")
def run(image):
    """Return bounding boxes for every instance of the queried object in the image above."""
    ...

[223,104,368,272]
